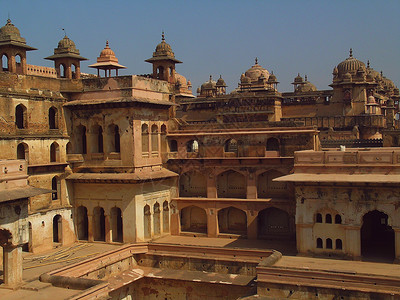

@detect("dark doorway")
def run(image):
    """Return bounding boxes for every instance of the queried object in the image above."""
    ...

[53,215,62,243]
[361,210,395,261]
[77,206,88,240]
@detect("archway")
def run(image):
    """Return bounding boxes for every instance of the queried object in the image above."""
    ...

[179,171,207,197]
[153,202,161,236]
[111,207,123,243]
[144,205,151,239]
[2,54,9,71]
[218,207,247,235]
[49,107,58,129]
[258,207,292,239]
[17,143,28,161]
[217,170,246,198]
[77,206,88,240]
[15,104,27,129]
[361,210,395,261]
[162,201,169,233]
[53,215,62,243]
[93,207,105,241]
[257,170,287,198]
[180,206,207,234]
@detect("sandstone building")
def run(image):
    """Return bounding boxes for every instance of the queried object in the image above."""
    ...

[0,18,400,298]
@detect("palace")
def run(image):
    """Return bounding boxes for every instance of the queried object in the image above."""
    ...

[0,18,399,299]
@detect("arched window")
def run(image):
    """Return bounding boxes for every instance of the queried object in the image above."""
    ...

[157,66,164,80]
[93,207,106,241]
[326,238,333,249]
[2,54,9,71]
[50,142,60,162]
[153,202,161,236]
[72,64,77,79]
[49,107,58,129]
[187,140,199,153]
[15,54,22,74]
[326,214,332,224]
[77,125,87,154]
[60,64,66,78]
[170,140,178,152]
[15,104,27,129]
[17,143,28,161]
[335,214,342,224]
[336,239,343,250]
[162,201,169,233]
[316,213,322,223]
[224,139,238,153]
[144,205,151,239]
[151,124,159,154]
[66,142,73,154]
[141,124,149,155]
[316,238,323,248]
[111,207,123,243]
[266,137,280,151]
[108,124,120,153]
[161,124,167,154]
[52,176,59,200]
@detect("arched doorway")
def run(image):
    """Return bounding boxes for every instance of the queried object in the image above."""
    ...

[258,207,293,240]
[153,202,161,236]
[53,215,62,243]
[77,206,88,240]
[144,205,151,239]
[180,206,207,234]
[111,207,123,243]
[93,207,105,241]
[361,210,395,261]
[218,206,247,235]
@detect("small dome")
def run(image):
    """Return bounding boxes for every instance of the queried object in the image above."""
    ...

[367,95,376,104]
[332,67,338,75]
[154,32,174,57]
[343,72,352,82]
[293,73,304,83]
[268,72,278,84]
[337,49,365,76]
[55,35,80,55]
[196,87,201,94]
[244,58,269,82]
[0,19,25,43]
[382,76,396,90]
[295,76,316,92]
[216,75,226,87]
[100,40,115,57]
[175,72,187,86]
[201,75,217,90]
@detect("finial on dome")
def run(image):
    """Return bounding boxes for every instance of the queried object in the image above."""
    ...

[349,48,353,58]
[367,60,370,68]
[209,75,212,81]
[62,28,67,37]
[305,75,308,81]
[106,40,109,48]
[219,75,222,79]
[255,57,258,65]
[162,31,165,41]
[381,70,383,76]
[6,18,11,25]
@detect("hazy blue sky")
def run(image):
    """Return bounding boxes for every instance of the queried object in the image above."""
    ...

[2,1,400,92]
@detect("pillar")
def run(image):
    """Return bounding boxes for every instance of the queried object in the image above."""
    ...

[296,223,313,254]
[207,174,217,198]
[105,214,111,243]
[207,208,218,237]
[247,172,257,199]
[87,213,94,242]
[247,210,258,239]
[3,245,23,287]
[344,225,361,259]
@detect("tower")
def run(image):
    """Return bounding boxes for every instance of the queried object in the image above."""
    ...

[145,32,182,84]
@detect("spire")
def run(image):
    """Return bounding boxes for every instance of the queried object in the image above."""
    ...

[305,74,308,81]
[349,48,353,58]
[162,31,165,41]
[6,18,11,25]
[209,75,212,82]
[367,60,370,68]
[255,57,258,65]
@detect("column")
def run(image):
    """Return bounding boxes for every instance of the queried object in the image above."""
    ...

[3,245,23,287]
[207,208,218,238]
[247,210,258,239]
[207,172,217,198]
[169,201,180,235]
[105,214,111,243]
[344,225,361,260]
[247,172,257,199]
[87,213,94,242]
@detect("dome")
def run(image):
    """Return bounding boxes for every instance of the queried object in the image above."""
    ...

[343,72,352,82]
[175,72,188,86]
[244,58,269,82]
[295,75,316,92]
[0,19,25,43]
[55,35,80,55]
[367,95,376,104]
[293,73,304,84]
[267,72,278,84]
[153,32,174,58]
[100,41,115,57]
[201,75,216,90]
[216,75,226,87]
[337,49,365,75]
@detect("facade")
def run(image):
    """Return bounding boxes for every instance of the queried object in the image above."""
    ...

[0,17,400,298]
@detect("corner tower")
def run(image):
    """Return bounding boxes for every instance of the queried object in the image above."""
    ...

[145,32,182,83]
[45,34,87,79]
[0,19,36,74]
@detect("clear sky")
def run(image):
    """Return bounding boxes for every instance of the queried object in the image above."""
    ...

[2,0,400,92]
